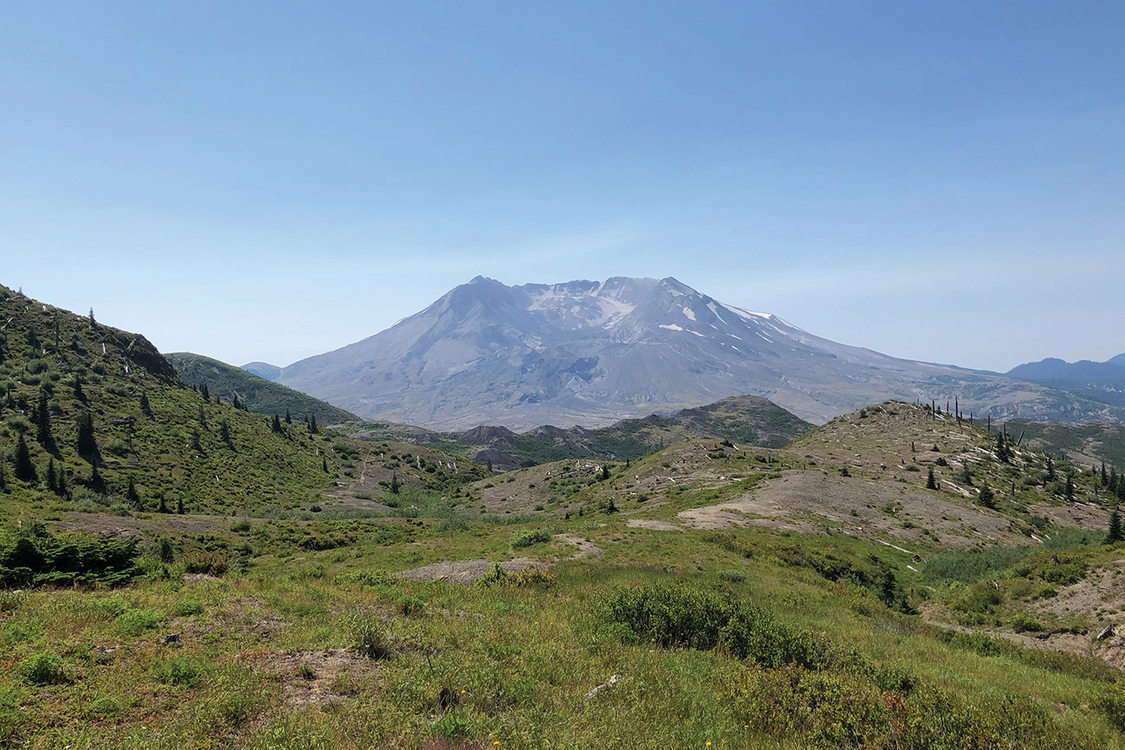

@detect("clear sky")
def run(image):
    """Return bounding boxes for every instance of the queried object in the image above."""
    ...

[2,1,1122,372]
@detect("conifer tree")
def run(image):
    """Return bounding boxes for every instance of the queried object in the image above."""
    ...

[76,411,97,459]
[56,466,67,498]
[1107,507,1123,544]
[309,414,318,434]
[140,392,153,418]
[46,458,57,492]
[88,463,104,493]
[176,496,184,515]
[1065,474,1075,502]
[978,483,995,509]
[926,467,937,490]
[198,404,207,428]
[390,471,400,494]
[200,382,210,402]
[14,434,36,483]
[126,477,140,509]
[285,409,291,424]
[271,414,282,433]
[322,456,328,473]
[159,493,168,513]
[73,376,86,403]
[190,428,203,453]
[220,419,233,448]
[232,394,241,410]
[35,390,57,454]
[1046,455,1056,482]
[0,459,6,492]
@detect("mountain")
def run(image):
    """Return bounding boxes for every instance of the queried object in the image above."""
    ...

[1007,357,1125,382]
[273,276,1123,430]
[345,394,814,471]
[241,361,281,381]
[165,352,358,425]
[1004,355,1125,410]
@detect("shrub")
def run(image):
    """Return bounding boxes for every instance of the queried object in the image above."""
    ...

[160,656,203,686]
[717,569,746,583]
[601,584,829,669]
[115,608,162,636]
[182,551,229,576]
[344,609,391,659]
[1010,613,1043,633]
[174,599,204,616]
[511,528,552,548]
[19,652,65,685]
[399,596,426,616]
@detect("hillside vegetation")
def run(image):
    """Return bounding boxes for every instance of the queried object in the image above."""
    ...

[165,352,358,426]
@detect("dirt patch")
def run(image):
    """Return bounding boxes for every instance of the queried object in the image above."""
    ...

[399,558,545,584]
[1032,561,1125,623]
[677,471,1032,549]
[557,534,603,559]
[1028,501,1108,530]
[626,519,683,531]
[246,648,380,708]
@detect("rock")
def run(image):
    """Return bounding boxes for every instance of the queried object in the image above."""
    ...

[160,633,181,645]
[586,674,620,700]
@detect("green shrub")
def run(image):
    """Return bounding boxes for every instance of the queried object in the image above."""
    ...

[399,596,426,616]
[601,584,829,669]
[160,656,203,687]
[511,528,552,548]
[1010,613,1043,633]
[91,596,130,619]
[718,569,747,583]
[115,608,161,636]
[174,599,204,616]
[86,695,120,719]
[19,652,65,685]
[182,551,229,576]
[344,609,391,659]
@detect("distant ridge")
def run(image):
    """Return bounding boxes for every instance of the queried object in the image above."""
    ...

[166,353,358,425]
[269,276,1123,429]
[241,361,281,381]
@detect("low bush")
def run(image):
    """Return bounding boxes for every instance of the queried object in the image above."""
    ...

[160,656,203,687]
[511,528,552,548]
[19,652,65,685]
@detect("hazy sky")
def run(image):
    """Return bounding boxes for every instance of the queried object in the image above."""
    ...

[3,1,1122,371]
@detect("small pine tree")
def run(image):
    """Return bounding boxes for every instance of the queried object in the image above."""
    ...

[74,377,86,403]
[1065,474,1075,502]
[190,428,203,453]
[14,434,36,483]
[271,414,283,433]
[978,483,996,509]
[1046,456,1056,482]
[88,463,104,493]
[600,464,610,481]
[231,394,242,410]
[159,494,168,513]
[309,415,318,434]
[200,382,210,402]
[139,392,153,418]
[198,404,207,428]
[176,496,184,515]
[285,409,291,424]
[926,467,937,490]
[56,466,67,498]
[76,411,97,460]
[35,391,57,454]
[126,477,141,509]
[219,419,232,448]
[46,458,57,492]
[322,456,328,473]
[1106,507,1123,544]
[159,538,175,563]
[88,307,96,328]
[390,472,400,494]
[959,464,973,486]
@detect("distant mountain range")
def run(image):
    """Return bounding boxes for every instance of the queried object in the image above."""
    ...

[344,394,812,471]
[1003,354,1125,410]
[251,276,1125,430]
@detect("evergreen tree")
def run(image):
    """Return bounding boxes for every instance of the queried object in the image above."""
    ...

[309,415,318,434]
[390,472,400,494]
[1106,507,1123,544]
[600,464,611,481]
[1065,474,1075,502]
[46,458,57,493]
[88,307,96,327]
[959,464,973,486]
[219,419,233,448]
[159,538,175,563]
[140,392,153,418]
[231,394,241,410]
[88,463,105,493]
[35,390,57,454]
[198,404,207,428]
[995,432,1011,463]
[200,382,210,402]
[126,477,141,510]
[190,428,203,453]
[978,483,996,510]
[285,409,291,424]
[158,494,168,513]
[1046,455,1056,482]
[271,414,283,433]
[76,411,97,459]
[56,466,67,498]
[1101,462,1108,486]
[176,496,184,515]
[14,434,36,483]
[73,376,86,403]
[926,467,937,490]
[0,459,6,492]
[322,456,328,473]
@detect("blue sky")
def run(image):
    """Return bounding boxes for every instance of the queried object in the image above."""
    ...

[2,1,1122,371]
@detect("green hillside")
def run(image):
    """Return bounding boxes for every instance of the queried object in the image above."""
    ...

[1002,418,1125,469]
[165,352,358,426]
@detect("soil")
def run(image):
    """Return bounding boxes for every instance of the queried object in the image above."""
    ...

[244,648,381,708]
[398,558,545,584]
[626,519,682,531]
[676,471,1031,549]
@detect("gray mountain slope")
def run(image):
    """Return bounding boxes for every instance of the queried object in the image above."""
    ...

[275,276,1122,430]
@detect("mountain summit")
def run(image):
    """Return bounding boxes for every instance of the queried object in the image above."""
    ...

[275,276,1121,430]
